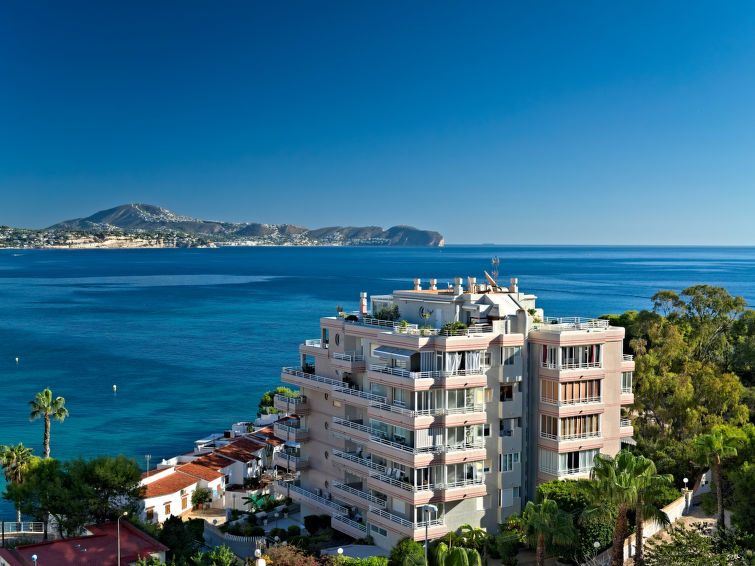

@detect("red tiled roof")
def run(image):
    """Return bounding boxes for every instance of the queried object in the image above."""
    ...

[177,462,224,481]
[214,437,264,463]
[192,452,235,471]
[0,521,168,565]
[249,427,284,447]
[142,471,198,498]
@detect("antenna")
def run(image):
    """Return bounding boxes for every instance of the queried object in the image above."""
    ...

[491,256,500,281]
[145,454,152,476]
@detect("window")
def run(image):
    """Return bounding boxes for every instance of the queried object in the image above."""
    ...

[484,459,491,473]
[145,508,154,522]
[500,385,513,402]
[483,351,492,367]
[500,418,519,437]
[622,372,633,394]
[541,379,558,404]
[371,525,388,537]
[335,333,341,346]
[182,495,188,510]
[164,502,171,516]
[483,423,490,437]
[503,346,521,366]
[500,452,520,472]
[539,447,599,476]
[560,379,601,404]
[485,388,493,403]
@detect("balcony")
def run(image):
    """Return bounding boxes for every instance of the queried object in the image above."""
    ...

[331,417,372,443]
[621,354,635,370]
[331,514,368,539]
[367,506,448,541]
[332,449,387,477]
[300,339,328,357]
[332,351,366,371]
[540,431,601,442]
[368,364,488,390]
[539,466,593,479]
[332,481,387,509]
[368,436,439,467]
[540,396,602,407]
[620,418,634,436]
[274,421,310,442]
[274,394,311,415]
[534,317,610,332]
[541,361,602,370]
[351,317,494,338]
[273,451,309,472]
[273,480,348,516]
[281,367,342,393]
[332,385,387,408]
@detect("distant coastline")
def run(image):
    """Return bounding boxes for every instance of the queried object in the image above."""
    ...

[0,203,444,249]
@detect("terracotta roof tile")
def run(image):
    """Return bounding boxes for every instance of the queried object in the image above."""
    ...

[142,471,198,499]
[192,452,235,471]
[214,437,264,463]
[177,462,223,481]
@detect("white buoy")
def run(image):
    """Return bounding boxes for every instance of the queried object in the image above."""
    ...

[15,357,19,364]
[113,384,117,393]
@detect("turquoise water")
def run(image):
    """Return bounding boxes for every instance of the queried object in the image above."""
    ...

[1,245,754,517]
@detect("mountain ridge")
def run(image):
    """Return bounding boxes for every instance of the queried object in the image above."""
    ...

[45,204,444,247]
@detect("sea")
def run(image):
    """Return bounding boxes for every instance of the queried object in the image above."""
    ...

[1,245,754,517]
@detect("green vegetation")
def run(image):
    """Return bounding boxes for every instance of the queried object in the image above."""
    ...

[28,388,68,459]
[372,304,400,321]
[643,522,755,566]
[441,321,468,334]
[521,499,575,566]
[3,454,142,538]
[0,443,35,522]
[389,537,425,566]
[257,385,299,416]
[191,486,212,508]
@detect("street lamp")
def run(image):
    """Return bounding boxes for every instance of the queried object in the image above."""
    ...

[683,477,689,489]
[422,504,438,563]
[31,555,37,565]
[254,548,266,566]
[117,511,128,566]
[337,548,344,557]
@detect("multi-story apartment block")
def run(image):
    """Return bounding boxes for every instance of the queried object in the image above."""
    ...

[272,276,634,551]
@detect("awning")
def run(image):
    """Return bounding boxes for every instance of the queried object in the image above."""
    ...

[373,346,415,361]
[284,441,300,448]
[621,437,637,446]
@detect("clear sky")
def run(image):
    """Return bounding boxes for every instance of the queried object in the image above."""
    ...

[1,2,754,244]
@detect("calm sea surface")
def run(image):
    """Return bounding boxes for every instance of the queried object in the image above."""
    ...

[1,245,754,516]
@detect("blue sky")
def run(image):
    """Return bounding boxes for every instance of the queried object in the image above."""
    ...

[1,2,754,244]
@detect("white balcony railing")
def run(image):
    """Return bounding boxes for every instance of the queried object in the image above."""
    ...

[332,481,387,507]
[540,396,602,407]
[334,351,365,362]
[274,394,306,405]
[275,481,347,515]
[305,339,326,348]
[370,435,442,455]
[332,417,371,434]
[282,367,342,387]
[275,422,309,435]
[0,522,44,534]
[540,431,601,441]
[622,354,634,361]
[537,317,610,331]
[621,387,633,394]
[369,364,486,380]
[332,515,367,534]
[332,450,388,474]
[620,418,633,427]
[369,506,445,529]
[350,317,494,337]
[333,385,387,404]
[541,361,602,370]
[539,466,593,477]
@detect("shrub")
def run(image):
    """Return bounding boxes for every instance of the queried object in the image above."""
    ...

[389,537,424,566]
[441,321,468,333]
[269,527,288,541]
[191,487,212,508]
[304,513,332,534]
[345,314,359,322]
[287,524,301,537]
[265,545,320,566]
[372,304,400,321]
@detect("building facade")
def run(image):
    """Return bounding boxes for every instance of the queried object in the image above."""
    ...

[272,276,634,550]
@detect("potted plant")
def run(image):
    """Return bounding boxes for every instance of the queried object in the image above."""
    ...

[398,320,409,333]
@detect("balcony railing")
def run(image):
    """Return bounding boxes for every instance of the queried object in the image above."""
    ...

[0,522,44,534]
[332,450,388,474]
[332,417,372,434]
[334,351,365,362]
[541,361,602,370]
[305,339,326,348]
[621,387,633,394]
[540,396,602,407]
[370,436,442,455]
[333,385,387,404]
[369,364,486,380]
[540,431,601,441]
[282,367,342,387]
[275,422,309,435]
[368,506,445,529]
[275,480,347,514]
[276,452,308,465]
[539,466,593,477]
[332,481,387,507]
[620,418,633,427]
[369,401,483,417]
[331,514,367,534]
[622,354,634,361]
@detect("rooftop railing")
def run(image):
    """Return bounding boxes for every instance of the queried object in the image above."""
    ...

[348,317,494,337]
[536,317,610,331]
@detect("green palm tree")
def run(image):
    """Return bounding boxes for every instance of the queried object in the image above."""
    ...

[521,498,576,566]
[29,388,69,459]
[633,455,673,566]
[0,443,35,522]
[457,523,488,564]
[583,451,646,566]
[693,427,743,529]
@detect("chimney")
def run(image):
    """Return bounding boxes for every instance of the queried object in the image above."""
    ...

[429,278,437,291]
[509,278,518,293]
[467,277,477,293]
[414,278,422,291]
[359,292,368,315]
[454,277,463,295]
